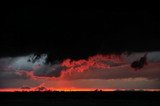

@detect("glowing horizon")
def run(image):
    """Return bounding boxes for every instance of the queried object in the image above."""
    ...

[1,88,160,92]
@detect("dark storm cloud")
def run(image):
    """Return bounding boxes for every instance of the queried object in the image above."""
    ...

[33,64,66,77]
[131,54,147,70]
[0,70,30,80]
[0,52,160,81]
[10,54,47,71]
[0,54,66,78]
[0,54,48,80]
[122,51,160,63]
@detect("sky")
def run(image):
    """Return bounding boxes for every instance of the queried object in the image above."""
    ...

[0,52,160,91]
[0,6,160,91]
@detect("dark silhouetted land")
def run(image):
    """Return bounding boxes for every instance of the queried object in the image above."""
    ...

[0,91,160,106]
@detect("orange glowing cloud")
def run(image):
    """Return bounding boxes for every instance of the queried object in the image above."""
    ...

[60,54,124,75]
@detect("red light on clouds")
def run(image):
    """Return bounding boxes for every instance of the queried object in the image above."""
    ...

[1,53,160,91]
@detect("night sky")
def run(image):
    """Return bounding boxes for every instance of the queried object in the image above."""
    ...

[1,5,160,60]
[0,3,160,91]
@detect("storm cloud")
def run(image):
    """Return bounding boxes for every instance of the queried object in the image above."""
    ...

[33,64,66,77]
[131,54,147,70]
[0,52,160,89]
[0,52,160,79]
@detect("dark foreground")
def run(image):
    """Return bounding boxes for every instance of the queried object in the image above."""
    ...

[0,91,160,106]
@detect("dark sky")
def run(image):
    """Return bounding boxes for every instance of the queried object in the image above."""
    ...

[0,3,160,61]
